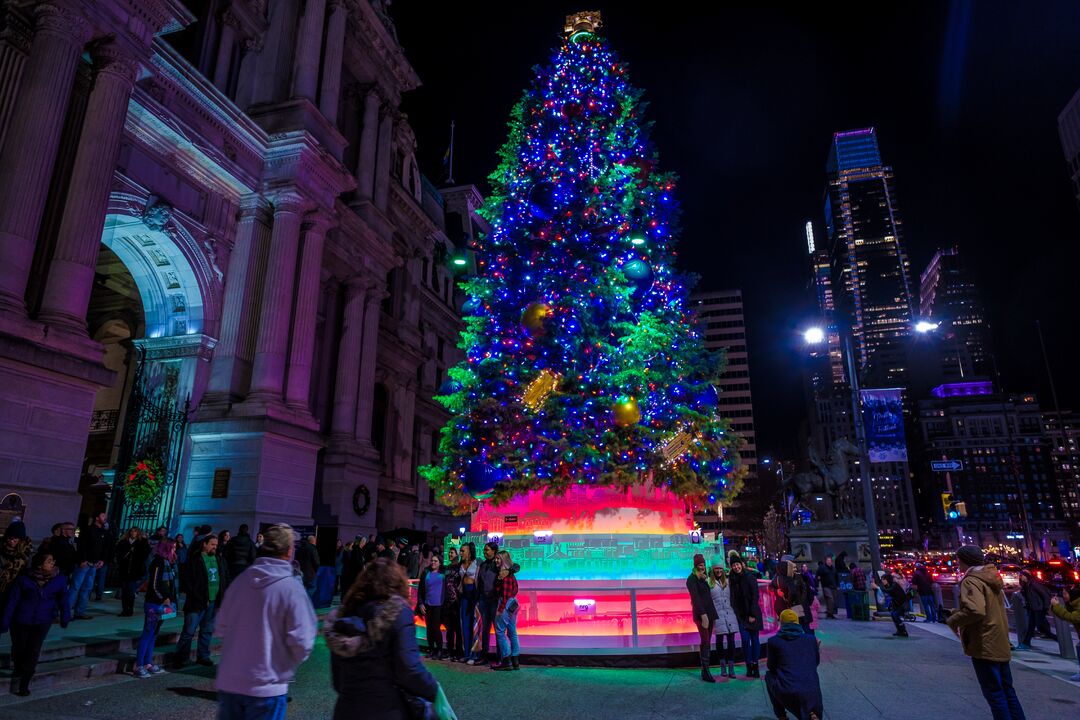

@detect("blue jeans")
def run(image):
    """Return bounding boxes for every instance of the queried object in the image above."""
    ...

[218,691,288,720]
[176,602,217,662]
[738,622,760,664]
[920,594,937,623]
[495,599,520,659]
[68,564,96,616]
[475,596,496,661]
[136,603,166,667]
[460,587,477,659]
[971,659,1026,720]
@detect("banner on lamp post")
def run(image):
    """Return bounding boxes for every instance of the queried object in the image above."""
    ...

[860,388,908,463]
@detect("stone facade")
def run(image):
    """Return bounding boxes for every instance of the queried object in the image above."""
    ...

[0,0,470,544]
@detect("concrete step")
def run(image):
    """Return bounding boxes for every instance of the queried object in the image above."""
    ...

[0,598,335,695]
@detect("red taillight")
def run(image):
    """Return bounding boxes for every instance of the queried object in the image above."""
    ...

[1035,570,1043,580]
[1073,571,1079,581]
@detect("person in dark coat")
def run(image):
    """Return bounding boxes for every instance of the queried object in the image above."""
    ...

[173,534,228,667]
[729,552,763,677]
[223,523,257,585]
[324,558,438,720]
[1,551,70,696]
[1017,571,1055,648]
[442,546,464,661]
[912,563,938,623]
[296,534,320,600]
[686,553,718,682]
[114,527,151,616]
[71,512,112,619]
[872,572,910,637]
[766,608,824,720]
[816,556,838,619]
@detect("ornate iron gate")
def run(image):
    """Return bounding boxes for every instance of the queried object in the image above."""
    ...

[109,347,190,533]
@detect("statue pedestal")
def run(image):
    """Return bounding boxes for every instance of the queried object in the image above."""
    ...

[789,519,872,568]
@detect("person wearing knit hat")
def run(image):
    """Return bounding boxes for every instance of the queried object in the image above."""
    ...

[708,557,740,679]
[728,552,763,678]
[686,553,718,682]
[947,545,1025,719]
[765,604,824,720]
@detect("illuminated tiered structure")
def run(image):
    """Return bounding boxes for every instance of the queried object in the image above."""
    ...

[421,12,768,658]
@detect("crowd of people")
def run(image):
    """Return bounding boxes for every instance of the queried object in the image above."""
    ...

[4,511,1080,720]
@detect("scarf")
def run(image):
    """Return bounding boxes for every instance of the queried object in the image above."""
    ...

[29,565,58,587]
[777,621,805,640]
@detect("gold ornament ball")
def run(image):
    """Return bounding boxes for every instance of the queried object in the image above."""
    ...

[612,396,641,426]
[521,302,553,335]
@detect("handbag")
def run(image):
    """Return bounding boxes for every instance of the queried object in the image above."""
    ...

[160,605,177,621]
[400,691,437,720]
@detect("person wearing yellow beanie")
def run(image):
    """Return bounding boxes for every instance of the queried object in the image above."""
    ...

[765,605,824,720]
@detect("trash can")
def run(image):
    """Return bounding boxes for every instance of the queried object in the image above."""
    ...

[1054,614,1077,660]
[314,566,336,609]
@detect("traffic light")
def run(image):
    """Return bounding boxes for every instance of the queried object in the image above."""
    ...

[941,493,967,520]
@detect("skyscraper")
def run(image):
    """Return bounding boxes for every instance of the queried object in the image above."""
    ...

[692,290,757,540]
[1058,87,1080,211]
[824,128,915,386]
[918,246,995,382]
[802,129,920,542]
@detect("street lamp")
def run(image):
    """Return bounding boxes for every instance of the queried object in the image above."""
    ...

[804,326,883,576]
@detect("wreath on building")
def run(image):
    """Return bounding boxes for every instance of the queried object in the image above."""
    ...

[352,485,371,517]
[124,459,165,504]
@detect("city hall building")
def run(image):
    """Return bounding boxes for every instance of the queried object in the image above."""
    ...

[0,0,475,543]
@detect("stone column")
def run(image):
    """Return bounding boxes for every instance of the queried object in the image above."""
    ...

[318,0,347,122]
[249,190,306,401]
[373,108,394,210]
[354,286,386,443]
[355,89,380,201]
[206,195,270,399]
[284,213,333,409]
[330,277,366,436]
[38,46,140,333]
[291,0,326,102]
[0,3,90,316]
[212,10,238,92]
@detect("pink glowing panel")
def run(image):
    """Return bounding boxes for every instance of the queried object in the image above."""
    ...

[475,483,695,536]
[413,580,779,654]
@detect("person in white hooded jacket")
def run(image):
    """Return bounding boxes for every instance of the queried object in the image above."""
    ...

[214,524,317,720]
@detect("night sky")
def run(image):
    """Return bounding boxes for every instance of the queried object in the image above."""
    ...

[391,2,1080,459]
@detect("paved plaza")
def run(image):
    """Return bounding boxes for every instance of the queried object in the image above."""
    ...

[1,604,1077,720]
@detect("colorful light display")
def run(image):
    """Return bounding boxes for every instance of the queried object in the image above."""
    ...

[420,15,746,511]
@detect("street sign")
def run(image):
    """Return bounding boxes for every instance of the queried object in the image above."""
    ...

[931,460,963,472]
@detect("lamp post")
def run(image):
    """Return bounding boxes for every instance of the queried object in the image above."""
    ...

[804,327,883,576]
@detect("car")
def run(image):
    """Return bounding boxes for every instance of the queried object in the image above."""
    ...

[998,563,1022,589]
[1024,559,1080,592]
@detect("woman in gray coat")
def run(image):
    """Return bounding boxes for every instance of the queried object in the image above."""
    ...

[709,558,740,679]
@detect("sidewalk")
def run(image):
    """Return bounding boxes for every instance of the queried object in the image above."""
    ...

[910,617,1080,685]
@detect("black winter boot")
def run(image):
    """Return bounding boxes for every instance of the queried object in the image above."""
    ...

[726,661,735,678]
[511,656,520,671]
[700,662,715,683]
[751,662,760,678]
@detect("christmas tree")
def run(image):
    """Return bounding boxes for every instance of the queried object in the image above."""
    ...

[423,12,744,513]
